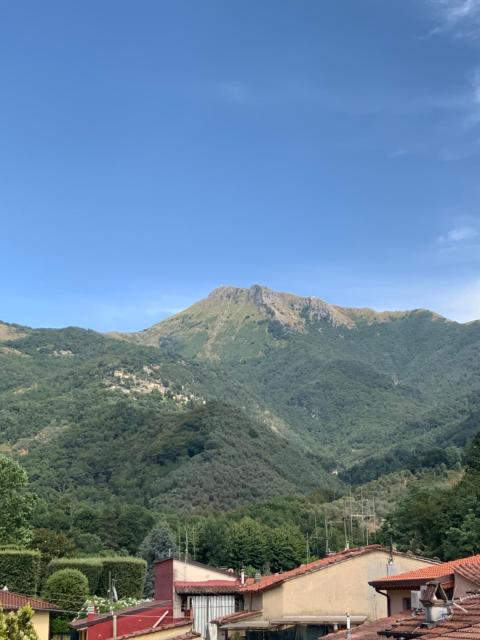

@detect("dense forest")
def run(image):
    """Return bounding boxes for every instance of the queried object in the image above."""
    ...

[2,285,480,566]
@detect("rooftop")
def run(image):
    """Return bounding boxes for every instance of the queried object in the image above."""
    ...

[212,611,264,626]
[174,580,240,595]
[379,596,480,639]
[370,555,480,589]
[0,590,58,612]
[71,601,171,629]
[113,621,196,640]
[241,545,432,594]
[326,613,413,640]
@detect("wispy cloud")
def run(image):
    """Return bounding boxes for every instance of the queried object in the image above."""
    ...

[430,0,480,38]
[438,224,479,242]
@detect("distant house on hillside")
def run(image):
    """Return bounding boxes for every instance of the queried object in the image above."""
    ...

[213,545,435,640]
[369,553,480,615]
[154,558,241,638]
[0,590,58,640]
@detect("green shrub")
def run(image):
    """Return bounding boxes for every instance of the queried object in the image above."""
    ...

[42,568,88,614]
[48,558,103,593]
[98,557,147,599]
[0,605,38,640]
[0,548,41,594]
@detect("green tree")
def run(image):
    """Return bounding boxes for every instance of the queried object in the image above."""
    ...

[197,518,231,567]
[30,528,75,563]
[268,524,305,573]
[228,518,268,570]
[138,523,177,596]
[42,568,89,615]
[465,432,480,473]
[0,456,36,546]
[0,605,38,640]
[442,511,480,559]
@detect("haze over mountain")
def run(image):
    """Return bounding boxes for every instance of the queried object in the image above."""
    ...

[1,284,479,514]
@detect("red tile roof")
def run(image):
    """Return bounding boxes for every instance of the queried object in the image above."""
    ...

[370,555,480,588]
[212,611,263,625]
[71,601,171,629]
[0,591,58,611]
[174,580,240,595]
[379,596,480,640]
[113,621,195,640]
[326,612,414,640]
[241,545,430,594]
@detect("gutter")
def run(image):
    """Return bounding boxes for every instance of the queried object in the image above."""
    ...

[374,587,391,617]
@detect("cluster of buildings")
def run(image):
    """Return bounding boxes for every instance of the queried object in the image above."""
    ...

[7,545,480,640]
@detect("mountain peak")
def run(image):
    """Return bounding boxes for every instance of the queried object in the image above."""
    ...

[207,284,355,330]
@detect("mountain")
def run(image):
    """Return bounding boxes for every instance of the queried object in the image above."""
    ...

[0,320,336,514]
[1,284,480,521]
[114,285,480,470]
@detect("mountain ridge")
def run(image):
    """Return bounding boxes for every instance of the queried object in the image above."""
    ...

[1,284,480,520]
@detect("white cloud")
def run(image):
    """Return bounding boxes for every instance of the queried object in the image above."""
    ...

[430,0,480,37]
[438,224,478,242]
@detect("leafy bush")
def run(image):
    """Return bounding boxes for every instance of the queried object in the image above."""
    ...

[98,557,147,599]
[0,548,41,594]
[0,605,38,640]
[42,568,88,614]
[48,558,103,594]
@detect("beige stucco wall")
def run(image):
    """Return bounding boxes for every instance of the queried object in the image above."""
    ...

[32,611,50,640]
[171,559,237,616]
[453,574,478,599]
[388,589,416,614]
[258,551,434,622]
[172,560,237,583]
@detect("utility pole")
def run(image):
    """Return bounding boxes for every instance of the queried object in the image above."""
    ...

[324,512,329,554]
[109,572,117,640]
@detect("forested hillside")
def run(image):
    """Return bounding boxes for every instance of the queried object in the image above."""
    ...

[117,285,480,471]
[1,284,480,555]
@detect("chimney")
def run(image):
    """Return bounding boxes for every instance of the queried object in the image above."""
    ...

[240,570,245,586]
[420,583,451,624]
[87,603,96,621]
[387,559,397,577]
[254,572,262,583]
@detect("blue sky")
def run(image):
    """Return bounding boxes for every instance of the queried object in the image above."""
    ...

[2,0,480,330]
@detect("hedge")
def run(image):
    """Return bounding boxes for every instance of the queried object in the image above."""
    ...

[47,558,103,594]
[0,549,41,594]
[98,557,147,599]
[42,568,89,614]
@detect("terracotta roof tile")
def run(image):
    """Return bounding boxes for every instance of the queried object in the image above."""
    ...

[212,611,263,625]
[326,613,414,640]
[174,581,240,595]
[113,622,196,640]
[0,591,58,611]
[379,596,480,640]
[371,555,480,588]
